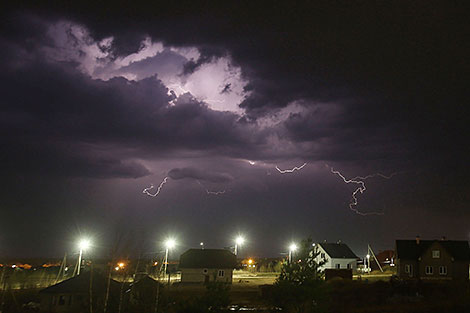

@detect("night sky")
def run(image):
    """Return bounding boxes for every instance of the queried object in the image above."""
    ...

[0,2,468,259]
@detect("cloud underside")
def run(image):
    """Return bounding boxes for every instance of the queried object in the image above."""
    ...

[0,8,467,185]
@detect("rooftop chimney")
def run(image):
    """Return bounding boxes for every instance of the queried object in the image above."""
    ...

[416,235,420,244]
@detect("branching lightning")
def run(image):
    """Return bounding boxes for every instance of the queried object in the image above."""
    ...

[142,177,169,197]
[329,167,396,216]
[275,163,307,174]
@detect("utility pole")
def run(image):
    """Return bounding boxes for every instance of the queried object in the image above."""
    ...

[367,244,383,273]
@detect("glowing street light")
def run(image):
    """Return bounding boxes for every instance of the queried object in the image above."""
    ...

[289,243,298,263]
[200,242,204,249]
[366,254,371,272]
[234,236,245,256]
[163,238,176,277]
[77,238,91,275]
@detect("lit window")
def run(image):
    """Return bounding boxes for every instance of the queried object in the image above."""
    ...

[425,266,433,275]
[218,270,225,277]
[439,266,447,275]
[432,250,440,258]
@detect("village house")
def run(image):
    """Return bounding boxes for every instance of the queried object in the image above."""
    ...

[179,249,237,284]
[39,271,120,313]
[314,242,358,270]
[395,237,470,281]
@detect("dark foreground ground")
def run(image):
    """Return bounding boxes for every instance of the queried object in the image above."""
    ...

[1,279,470,313]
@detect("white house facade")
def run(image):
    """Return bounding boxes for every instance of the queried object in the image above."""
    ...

[314,242,358,271]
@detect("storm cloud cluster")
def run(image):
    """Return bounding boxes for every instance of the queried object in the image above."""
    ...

[0,2,468,257]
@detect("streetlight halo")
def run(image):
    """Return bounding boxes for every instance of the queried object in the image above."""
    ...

[164,238,176,249]
[289,243,298,252]
[235,236,245,245]
[78,238,91,251]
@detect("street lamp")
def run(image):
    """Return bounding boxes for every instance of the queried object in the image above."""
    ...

[200,242,204,249]
[234,236,245,256]
[289,243,298,264]
[163,238,176,277]
[77,238,91,275]
[366,254,371,272]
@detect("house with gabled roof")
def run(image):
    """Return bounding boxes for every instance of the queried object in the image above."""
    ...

[39,270,120,313]
[314,242,358,270]
[395,237,470,280]
[179,249,237,284]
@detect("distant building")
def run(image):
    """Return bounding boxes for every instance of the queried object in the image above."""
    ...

[314,242,358,270]
[39,271,120,313]
[179,249,237,283]
[395,237,470,280]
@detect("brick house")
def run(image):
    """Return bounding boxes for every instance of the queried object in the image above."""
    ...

[395,237,470,281]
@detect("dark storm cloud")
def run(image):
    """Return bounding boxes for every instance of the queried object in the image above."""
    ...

[0,36,258,179]
[1,3,469,258]
[168,167,233,183]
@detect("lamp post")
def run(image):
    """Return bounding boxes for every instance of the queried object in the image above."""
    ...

[234,236,245,256]
[200,242,204,250]
[289,243,298,264]
[77,239,91,276]
[366,254,370,273]
[163,238,176,280]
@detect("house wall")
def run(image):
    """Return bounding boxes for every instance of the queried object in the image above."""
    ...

[397,259,418,279]
[40,293,89,313]
[315,246,357,270]
[180,268,233,283]
[397,241,470,281]
[419,241,453,280]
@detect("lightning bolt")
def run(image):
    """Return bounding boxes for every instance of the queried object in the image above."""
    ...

[197,180,226,195]
[275,163,307,174]
[329,167,395,216]
[142,177,169,197]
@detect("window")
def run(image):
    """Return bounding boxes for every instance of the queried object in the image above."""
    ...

[218,270,225,277]
[432,250,440,258]
[347,263,351,269]
[335,264,340,269]
[405,264,413,276]
[425,266,433,275]
[58,295,65,305]
[68,295,72,306]
[439,266,447,275]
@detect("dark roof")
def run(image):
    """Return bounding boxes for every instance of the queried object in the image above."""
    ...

[318,243,358,259]
[179,249,237,269]
[396,240,470,261]
[40,271,120,294]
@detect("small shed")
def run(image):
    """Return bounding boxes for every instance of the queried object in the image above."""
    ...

[179,249,237,284]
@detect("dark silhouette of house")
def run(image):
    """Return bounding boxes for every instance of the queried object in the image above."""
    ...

[179,249,237,283]
[39,270,120,313]
[123,275,163,313]
[395,237,470,280]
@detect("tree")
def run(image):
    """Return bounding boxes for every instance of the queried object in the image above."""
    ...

[268,238,327,313]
